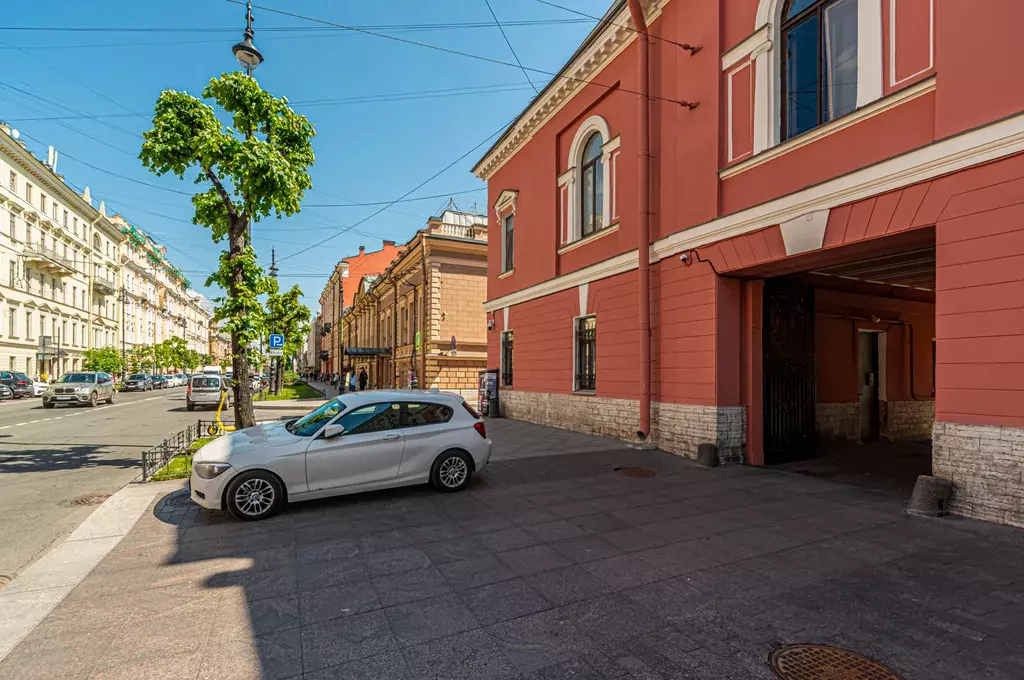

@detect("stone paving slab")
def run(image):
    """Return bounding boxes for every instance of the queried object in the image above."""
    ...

[3,421,1023,679]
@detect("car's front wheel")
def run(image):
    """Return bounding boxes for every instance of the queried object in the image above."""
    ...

[43,401,55,409]
[106,390,115,404]
[225,471,283,521]
[430,450,473,493]
[87,392,98,407]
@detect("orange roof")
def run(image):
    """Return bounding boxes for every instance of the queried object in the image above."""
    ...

[341,242,403,309]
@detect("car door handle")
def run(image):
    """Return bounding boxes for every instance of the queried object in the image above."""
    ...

[382,434,400,441]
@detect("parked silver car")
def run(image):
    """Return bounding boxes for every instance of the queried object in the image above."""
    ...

[186,374,230,411]
[190,390,492,520]
[42,372,116,408]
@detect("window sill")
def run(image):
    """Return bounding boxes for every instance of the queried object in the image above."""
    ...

[573,389,596,396]
[557,222,619,255]
[719,75,937,180]
[498,269,515,280]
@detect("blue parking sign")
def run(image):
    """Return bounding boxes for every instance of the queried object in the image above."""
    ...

[269,333,284,349]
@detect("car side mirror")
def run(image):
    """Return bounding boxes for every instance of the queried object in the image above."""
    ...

[322,423,346,439]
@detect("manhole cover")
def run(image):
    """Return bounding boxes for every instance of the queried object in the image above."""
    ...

[769,644,902,679]
[164,491,196,509]
[70,493,111,506]
[0,575,11,590]
[614,466,657,478]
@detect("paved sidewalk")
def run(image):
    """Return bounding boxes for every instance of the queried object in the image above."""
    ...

[3,421,1022,680]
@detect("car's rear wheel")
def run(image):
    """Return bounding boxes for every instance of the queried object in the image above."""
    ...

[430,450,473,492]
[186,402,195,411]
[226,471,283,521]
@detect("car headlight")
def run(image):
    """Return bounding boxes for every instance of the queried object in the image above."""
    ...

[194,462,232,479]
[76,386,91,393]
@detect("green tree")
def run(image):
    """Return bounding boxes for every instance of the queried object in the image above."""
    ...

[140,72,315,428]
[127,345,153,374]
[266,283,311,393]
[183,349,202,372]
[161,336,188,371]
[82,347,124,375]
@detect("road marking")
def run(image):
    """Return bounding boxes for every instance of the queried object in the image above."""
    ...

[3,395,169,428]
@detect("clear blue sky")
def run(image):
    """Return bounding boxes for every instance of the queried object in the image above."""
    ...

[0,0,611,312]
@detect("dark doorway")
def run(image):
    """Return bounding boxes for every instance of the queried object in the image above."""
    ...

[763,278,816,463]
[858,331,881,441]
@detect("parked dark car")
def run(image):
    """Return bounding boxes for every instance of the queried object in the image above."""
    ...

[151,375,169,389]
[0,370,31,398]
[122,373,153,392]
[0,383,12,400]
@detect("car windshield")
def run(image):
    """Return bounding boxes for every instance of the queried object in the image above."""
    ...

[287,397,347,437]
[60,373,96,383]
[128,374,146,380]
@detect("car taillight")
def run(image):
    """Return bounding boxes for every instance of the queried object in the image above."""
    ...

[473,421,486,439]
[187,384,192,395]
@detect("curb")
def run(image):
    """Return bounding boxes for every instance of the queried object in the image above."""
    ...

[0,480,179,662]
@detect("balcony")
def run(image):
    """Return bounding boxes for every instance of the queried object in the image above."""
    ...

[92,271,117,296]
[22,242,74,275]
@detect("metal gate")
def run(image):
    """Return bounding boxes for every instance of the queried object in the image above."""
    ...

[763,278,816,462]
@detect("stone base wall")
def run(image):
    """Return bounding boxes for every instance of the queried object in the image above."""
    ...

[883,400,934,440]
[933,421,1024,527]
[816,403,859,441]
[499,390,746,465]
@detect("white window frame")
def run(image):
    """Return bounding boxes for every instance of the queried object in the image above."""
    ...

[493,190,518,277]
[559,115,619,244]
[724,0,883,155]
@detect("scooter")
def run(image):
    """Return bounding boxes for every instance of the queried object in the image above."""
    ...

[207,388,237,436]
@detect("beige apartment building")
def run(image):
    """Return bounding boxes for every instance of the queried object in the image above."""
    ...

[0,123,211,378]
[342,209,487,399]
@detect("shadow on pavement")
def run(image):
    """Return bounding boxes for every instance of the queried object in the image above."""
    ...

[0,444,138,473]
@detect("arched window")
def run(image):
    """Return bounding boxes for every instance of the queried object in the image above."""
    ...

[93,234,102,251]
[782,0,859,140]
[580,132,604,237]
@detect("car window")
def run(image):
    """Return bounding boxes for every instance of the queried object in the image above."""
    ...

[0,372,11,380]
[288,397,347,437]
[402,402,454,427]
[60,373,96,383]
[192,376,222,389]
[337,403,402,436]
[129,374,146,380]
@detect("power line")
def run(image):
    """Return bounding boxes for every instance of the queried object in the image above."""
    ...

[2,82,537,122]
[532,0,702,53]
[276,117,514,264]
[483,0,538,94]
[226,1,698,109]
[305,187,485,207]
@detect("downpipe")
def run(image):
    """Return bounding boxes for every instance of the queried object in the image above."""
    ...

[628,0,652,442]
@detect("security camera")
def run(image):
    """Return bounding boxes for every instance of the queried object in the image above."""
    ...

[678,252,689,263]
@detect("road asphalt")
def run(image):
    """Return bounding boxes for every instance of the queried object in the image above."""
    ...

[0,387,232,580]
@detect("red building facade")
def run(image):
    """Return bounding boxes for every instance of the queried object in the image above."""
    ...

[475,0,1024,526]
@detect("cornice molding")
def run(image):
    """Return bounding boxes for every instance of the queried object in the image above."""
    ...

[472,0,666,181]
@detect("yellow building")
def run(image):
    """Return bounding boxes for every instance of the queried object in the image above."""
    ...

[342,209,487,399]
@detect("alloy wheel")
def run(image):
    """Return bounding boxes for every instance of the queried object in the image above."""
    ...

[234,478,276,517]
[438,456,468,488]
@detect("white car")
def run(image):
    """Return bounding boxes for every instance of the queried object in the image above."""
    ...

[31,380,48,397]
[190,390,492,521]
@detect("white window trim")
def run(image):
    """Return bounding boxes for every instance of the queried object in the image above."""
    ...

[561,116,617,245]
[727,0,884,155]
[494,189,518,275]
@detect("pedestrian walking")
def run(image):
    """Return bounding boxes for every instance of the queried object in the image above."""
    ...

[348,369,357,393]
[358,367,368,391]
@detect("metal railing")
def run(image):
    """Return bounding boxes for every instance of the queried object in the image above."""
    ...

[22,242,73,272]
[140,419,218,482]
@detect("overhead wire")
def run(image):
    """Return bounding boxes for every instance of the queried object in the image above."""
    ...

[532,0,702,52]
[224,1,697,108]
[482,0,539,94]
[275,117,514,264]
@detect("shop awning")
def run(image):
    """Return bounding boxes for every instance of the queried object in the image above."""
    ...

[344,347,391,356]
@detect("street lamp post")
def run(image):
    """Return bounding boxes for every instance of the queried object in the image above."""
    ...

[232,1,264,77]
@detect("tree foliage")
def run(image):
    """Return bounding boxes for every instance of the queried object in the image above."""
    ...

[266,282,311,392]
[82,347,124,375]
[140,72,316,427]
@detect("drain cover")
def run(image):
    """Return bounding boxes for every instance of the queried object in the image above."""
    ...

[614,466,657,478]
[769,644,902,679]
[164,491,196,509]
[70,493,111,506]
[0,575,10,590]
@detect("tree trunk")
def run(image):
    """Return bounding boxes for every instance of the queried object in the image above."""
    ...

[229,218,256,428]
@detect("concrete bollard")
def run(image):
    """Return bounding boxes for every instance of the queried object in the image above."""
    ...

[906,475,954,518]
[696,443,719,468]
